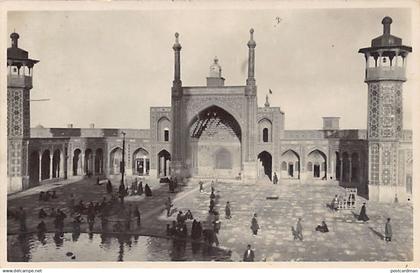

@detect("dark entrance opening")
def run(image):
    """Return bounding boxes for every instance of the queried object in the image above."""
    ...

[314,164,320,178]
[29,151,39,187]
[258,151,272,180]
[288,163,294,177]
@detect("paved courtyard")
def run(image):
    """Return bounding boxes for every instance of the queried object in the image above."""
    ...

[7,177,413,262]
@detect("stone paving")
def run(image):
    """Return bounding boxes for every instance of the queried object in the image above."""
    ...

[7,177,413,262]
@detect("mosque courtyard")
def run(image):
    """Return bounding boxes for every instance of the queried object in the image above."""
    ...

[7,176,413,262]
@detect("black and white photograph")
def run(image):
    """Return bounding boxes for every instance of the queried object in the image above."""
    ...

[2,1,419,267]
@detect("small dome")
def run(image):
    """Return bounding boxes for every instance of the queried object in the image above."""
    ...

[10,32,19,40]
[35,124,44,128]
[382,16,392,25]
[209,56,222,78]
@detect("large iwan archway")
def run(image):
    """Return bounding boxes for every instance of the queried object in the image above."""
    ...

[187,105,242,178]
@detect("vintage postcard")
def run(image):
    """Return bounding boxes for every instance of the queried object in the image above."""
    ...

[1,0,419,269]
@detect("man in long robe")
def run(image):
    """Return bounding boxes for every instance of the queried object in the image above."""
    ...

[145,184,152,196]
[385,218,392,242]
[358,203,369,222]
[243,244,255,262]
[250,213,259,236]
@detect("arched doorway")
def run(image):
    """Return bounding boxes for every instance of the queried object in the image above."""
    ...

[41,150,51,180]
[85,149,93,175]
[351,153,360,183]
[95,148,104,174]
[158,150,171,177]
[187,105,241,178]
[28,151,39,186]
[52,149,61,178]
[258,151,272,180]
[133,148,150,176]
[280,149,300,179]
[73,149,81,176]
[110,147,123,175]
[307,149,327,179]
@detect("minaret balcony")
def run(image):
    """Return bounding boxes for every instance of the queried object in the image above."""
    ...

[365,66,406,82]
[7,75,33,89]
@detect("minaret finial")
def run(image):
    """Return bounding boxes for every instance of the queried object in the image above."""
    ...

[10,31,19,48]
[173,32,181,51]
[382,16,392,35]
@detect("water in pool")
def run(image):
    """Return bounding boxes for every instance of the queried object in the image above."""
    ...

[7,232,232,262]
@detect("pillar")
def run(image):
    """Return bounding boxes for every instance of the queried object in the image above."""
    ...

[49,154,53,179]
[39,153,42,181]
[349,158,353,183]
[339,156,343,182]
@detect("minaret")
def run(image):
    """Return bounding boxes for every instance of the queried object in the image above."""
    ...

[171,32,184,179]
[7,32,39,192]
[246,28,256,86]
[359,16,412,202]
[243,28,258,180]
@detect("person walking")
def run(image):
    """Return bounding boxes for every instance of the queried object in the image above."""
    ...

[225,201,231,219]
[199,180,204,193]
[134,205,141,227]
[273,172,278,184]
[295,218,303,241]
[106,180,113,194]
[243,244,255,262]
[358,202,370,222]
[165,196,173,217]
[250,213,259,236]
[385,218,392,242]
[209,198,215,213]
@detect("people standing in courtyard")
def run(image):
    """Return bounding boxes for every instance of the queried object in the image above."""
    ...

[243,244,255,262]
[37,220,47,233]
[185,209,193,220]
[38,208,47,219]
[250,213,259,236]
[273,172,278,184]
[210,188,216,199]
[331,194,339,211]
[209,198,215,213]
[165,196,173,217]
[134,205,141,227]
[138,181,144,195]
[358,202,369,222]
[145,183,152,196]
[225,201,231,219]
[199,180,204,193]
[295,218,303,241]
[106,179,113,194]
[385,218,392,242]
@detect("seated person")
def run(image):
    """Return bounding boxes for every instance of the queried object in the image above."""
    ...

[185,210,194,220]
[315,221,329,233]
[38,208,48,219]
[37,220,47,233]
[49,207,57,218]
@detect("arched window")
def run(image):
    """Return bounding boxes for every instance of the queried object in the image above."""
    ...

[263,128,269,142]
[281,161,287,171]
[164,128,169,142]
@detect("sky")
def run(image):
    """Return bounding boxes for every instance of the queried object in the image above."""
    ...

[7,8,415,130]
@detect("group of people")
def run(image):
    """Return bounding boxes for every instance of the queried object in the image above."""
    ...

[330,193,356,211]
